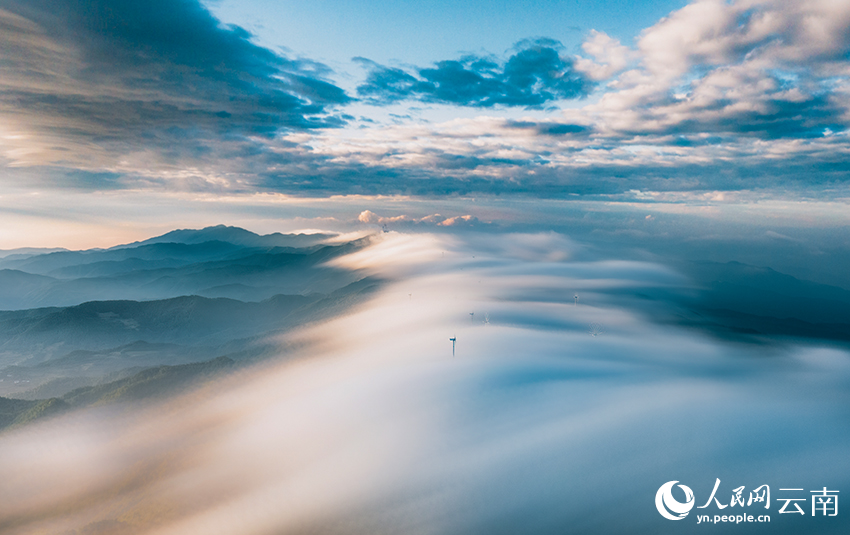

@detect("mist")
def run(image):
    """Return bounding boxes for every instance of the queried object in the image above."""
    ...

[1,231,848,534]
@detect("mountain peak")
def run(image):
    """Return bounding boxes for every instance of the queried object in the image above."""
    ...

[112,226,334,250]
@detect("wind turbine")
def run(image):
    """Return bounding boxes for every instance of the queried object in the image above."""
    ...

[449,336,457,357]
[469,312,475,322]
[574,294,579,306]
[483,313,490,325]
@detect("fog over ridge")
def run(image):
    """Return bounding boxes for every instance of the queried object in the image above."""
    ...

[0,231,848,534]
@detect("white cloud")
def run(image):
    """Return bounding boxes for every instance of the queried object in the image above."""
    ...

[639,0,850,76]
[573,30,635,81]
[2,232,849,533]
[358,210,483,228]
[568,0,850,142]
[3,0,850,199]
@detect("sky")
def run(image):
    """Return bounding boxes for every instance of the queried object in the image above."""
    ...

[1,6,850,531]
[1,0,850,256]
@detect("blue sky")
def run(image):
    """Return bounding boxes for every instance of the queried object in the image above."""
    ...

[0,0,849,250]
[203,0,687,68]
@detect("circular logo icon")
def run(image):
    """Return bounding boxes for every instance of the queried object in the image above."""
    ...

[655,481,695,520]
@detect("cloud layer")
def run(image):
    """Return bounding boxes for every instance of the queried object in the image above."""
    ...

[1,0,849,200]
[282,0,850,197]
[1,232,849,534]
[587,0,850,140]
[0,0,349,167]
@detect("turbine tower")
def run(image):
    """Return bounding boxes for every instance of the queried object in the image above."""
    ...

[469,312,475,322]
[574,294,579,306]
[449,336,457,357]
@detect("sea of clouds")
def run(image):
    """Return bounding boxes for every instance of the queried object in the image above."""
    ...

[1,231,848,534]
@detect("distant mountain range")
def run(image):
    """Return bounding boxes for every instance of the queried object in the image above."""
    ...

[0,226,359,310]
[0,226,380,426]
[625,260,850,344]
[4,226,849,432]
[0,356,237,431]
[0,247,67,260]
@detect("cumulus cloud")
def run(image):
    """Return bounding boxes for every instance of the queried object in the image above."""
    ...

[257,1,850,198]
[584,0,850,139]
[300,0,850,196]
[573,30,635,81]
[358,210,483,228]
[638,0,850,77]
[355,39,593,108]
